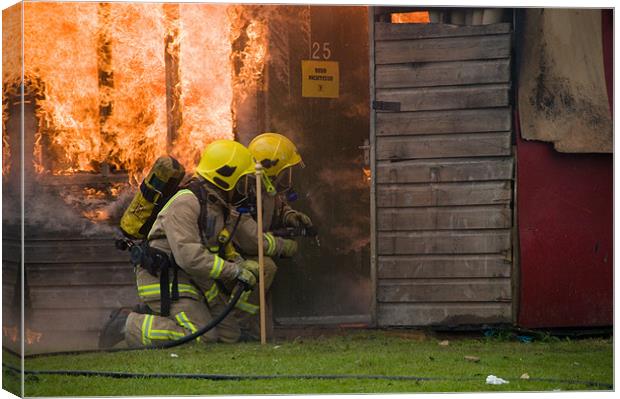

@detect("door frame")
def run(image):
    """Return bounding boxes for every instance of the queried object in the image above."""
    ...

[368,6,378,328]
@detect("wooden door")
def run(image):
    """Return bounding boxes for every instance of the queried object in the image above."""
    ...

[371,14,515,327]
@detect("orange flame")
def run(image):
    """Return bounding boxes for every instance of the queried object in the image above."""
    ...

[4,2,268,185]
[391,11,431,24]
[2,326,17,343]
[363,167,371,183]
[3,326,43,345]
[2,4,23,176]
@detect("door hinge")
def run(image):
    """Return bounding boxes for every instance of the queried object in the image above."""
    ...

[372,101,401,112]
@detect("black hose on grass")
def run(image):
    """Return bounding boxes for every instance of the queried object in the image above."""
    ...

[2,284,612,391]
[2,363,612,389]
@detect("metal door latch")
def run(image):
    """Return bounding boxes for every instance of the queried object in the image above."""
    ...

[372,101,401,112]
[358,139,370,166]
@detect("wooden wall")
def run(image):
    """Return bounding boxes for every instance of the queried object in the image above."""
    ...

[3,231,137,354]
[373,20,514,327]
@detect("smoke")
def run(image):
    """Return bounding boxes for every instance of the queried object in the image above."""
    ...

[233,5,311,146]
[330,225,371,255]
[303,164,370,218]
[1,174,133,237]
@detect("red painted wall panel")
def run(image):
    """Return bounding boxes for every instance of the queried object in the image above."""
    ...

[516,134,613,328]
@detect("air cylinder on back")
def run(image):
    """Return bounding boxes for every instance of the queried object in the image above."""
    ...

[120,156,185,239]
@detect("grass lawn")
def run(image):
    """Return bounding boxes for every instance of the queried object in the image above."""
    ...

[2,330,613,396]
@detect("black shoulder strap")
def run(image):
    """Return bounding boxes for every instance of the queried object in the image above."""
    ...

[185,179,210,246]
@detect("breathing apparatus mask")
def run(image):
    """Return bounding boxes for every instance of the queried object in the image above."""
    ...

[273,167,299,202]
[230,174,252,208]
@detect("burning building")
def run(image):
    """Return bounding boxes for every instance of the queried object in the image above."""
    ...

[3,2,371,354]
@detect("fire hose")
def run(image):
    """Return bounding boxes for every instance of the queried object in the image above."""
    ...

[1,362,612,389]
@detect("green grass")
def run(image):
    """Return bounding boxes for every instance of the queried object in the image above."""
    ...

[2,331,613,396]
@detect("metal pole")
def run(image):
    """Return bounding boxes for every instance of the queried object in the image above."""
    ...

[255,163,267,344]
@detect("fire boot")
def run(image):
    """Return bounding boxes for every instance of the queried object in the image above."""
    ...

[98,307,131,349]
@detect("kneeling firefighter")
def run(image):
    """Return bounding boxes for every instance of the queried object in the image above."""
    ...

[227,133,314,335]
[99,140,261,348]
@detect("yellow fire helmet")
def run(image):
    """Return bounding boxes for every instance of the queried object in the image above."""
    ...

[248,132,303,177]
[195,139,255,191]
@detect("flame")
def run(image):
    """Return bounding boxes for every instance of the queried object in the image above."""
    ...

[2,95,9,176]
[3,326,17,342]
[391,11,431,24]
[3,326,43,345]
[228,5,269,128]
[172,4,235,168]
[82,209,110,222]
[26,328,43,345]
[3,2,267,184]
[23,2,101,175]
[363,167,371,182]
[2,4,23,176]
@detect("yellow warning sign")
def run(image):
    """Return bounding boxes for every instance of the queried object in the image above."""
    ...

[302,60,339,98]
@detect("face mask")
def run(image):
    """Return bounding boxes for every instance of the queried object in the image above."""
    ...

[274,168,293,193]
[231,175,251,207]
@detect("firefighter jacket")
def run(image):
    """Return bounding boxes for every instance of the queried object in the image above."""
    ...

[135,185,242,305]
[232,192,295,257]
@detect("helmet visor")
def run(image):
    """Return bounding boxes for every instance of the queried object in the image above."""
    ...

[274,168,293,193]
[232,174,252,206]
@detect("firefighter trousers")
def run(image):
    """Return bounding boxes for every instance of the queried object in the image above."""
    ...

[234,256,277,333]
[124,257,277,347]
[124,296,241,347]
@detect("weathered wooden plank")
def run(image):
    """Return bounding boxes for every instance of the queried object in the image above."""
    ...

[27,264,134,286]
[2,260,20,275]
[29,308,117,332]
[376,157,514,184]
[378,230,511,255]
[2,268,18,284]
[378,278,512,302]
[377,181,512,207]
[376,84,510,111]
[377,132,511,160]
[24,331,100,355]
[29,286,139,309]
[376,34,511,64]
[377,302,512,326]
[376,22,512,41]
[24,240,129,264]
[376,59,511,89]
[377,205,511,231]
[2,240,21,263]
[377,108,511,135]
[3,287,16,304]
[378,254,511,278]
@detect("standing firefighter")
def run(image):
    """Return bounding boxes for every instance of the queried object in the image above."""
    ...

[230,133,314,336]
[99,140,261,348]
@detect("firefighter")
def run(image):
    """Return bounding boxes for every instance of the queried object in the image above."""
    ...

[99,140,262,348]
[228,133,313,336]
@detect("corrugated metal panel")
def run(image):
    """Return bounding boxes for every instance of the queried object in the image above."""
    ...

[516,133,612,328]
[373,20,514,327]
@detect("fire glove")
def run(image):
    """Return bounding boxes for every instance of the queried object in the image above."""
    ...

[280,239,298,258]
[236,259,260,289]
[283,210,313,228]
